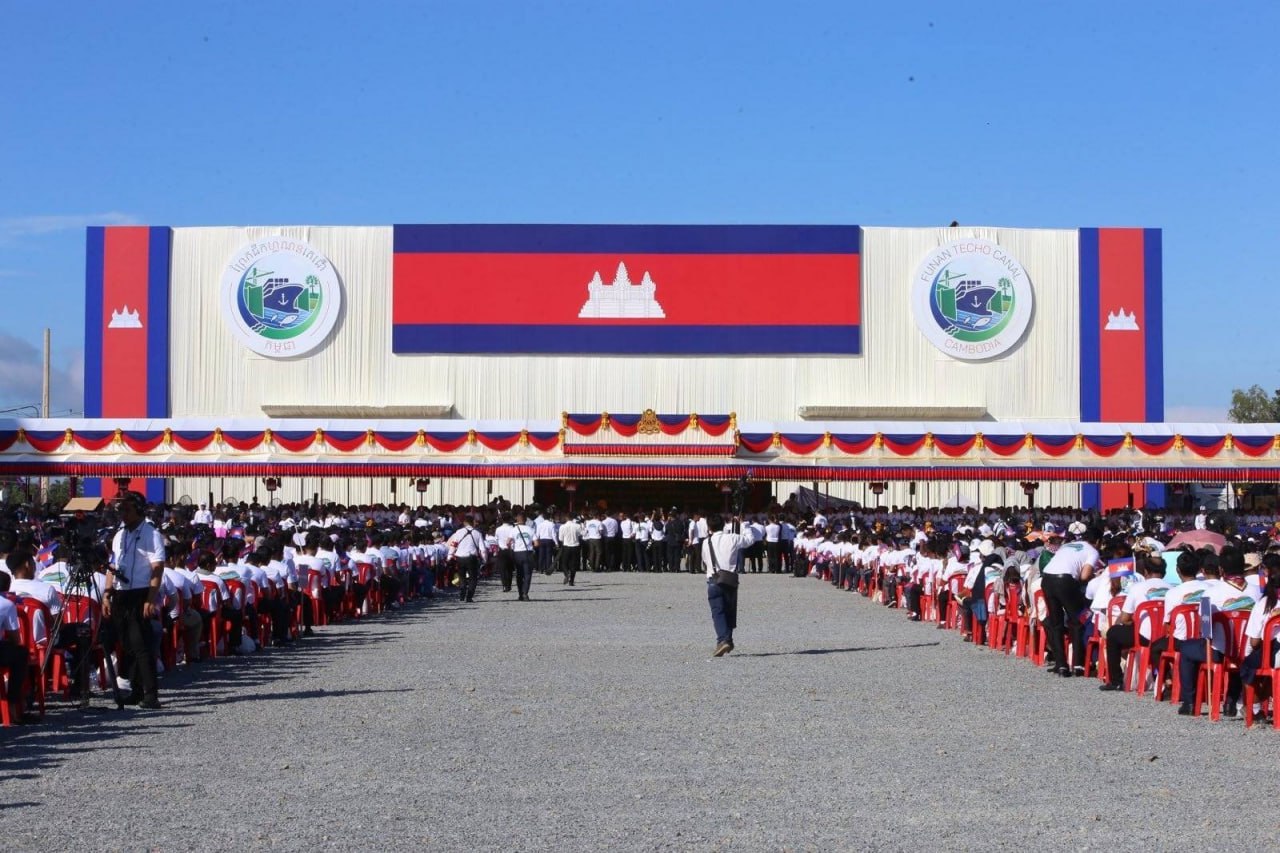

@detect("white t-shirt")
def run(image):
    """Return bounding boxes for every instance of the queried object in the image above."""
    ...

[0,596,19,637]
[1042,541,1101,580]
[1121,577,1171,640]
[111,521,166,590]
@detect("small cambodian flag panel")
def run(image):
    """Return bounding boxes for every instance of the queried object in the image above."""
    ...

[391,225,861,354]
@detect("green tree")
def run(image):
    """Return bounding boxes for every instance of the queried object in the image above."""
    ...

[1227,384,1280,423]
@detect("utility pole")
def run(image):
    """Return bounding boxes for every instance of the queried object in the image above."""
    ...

[40,328,50,505]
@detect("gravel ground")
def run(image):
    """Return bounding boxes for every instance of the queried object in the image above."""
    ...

[2,571,1277,851]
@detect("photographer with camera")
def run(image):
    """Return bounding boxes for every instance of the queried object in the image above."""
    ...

[105,491,165,709]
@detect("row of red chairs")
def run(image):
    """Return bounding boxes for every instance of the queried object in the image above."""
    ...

[829,565,1280,729]
[0,560,427,726]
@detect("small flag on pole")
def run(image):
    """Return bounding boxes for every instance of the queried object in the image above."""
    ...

[1107,557,1136,579]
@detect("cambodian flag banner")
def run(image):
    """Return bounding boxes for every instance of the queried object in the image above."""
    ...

[392,225,861,354]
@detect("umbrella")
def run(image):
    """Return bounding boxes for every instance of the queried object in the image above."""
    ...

[942,494,979,509]
[1166,530,1226,554]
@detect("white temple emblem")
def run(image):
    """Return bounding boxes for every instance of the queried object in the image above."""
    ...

[108,305,143,329]
[578,262,666,319]
[1104,307,1139,331]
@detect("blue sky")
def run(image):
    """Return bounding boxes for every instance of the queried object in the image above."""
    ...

[1,1,1276,419]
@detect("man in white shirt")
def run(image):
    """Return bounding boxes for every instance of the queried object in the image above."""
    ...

[446,517,487,603]
[582,512,604,572]
[703,514,754,657]
[0,572,33,722]
[107,492,166,708]
[1039,526,1101,676]
[1100,553,1171,691]
[193,504,214,526]
[511,510,537,601]
[494,514,519,594]
[557,514,583,586]
[1176,553,1257,715]
[534,511,558,577]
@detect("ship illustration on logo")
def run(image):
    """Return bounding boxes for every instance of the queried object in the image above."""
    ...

[578,262,666,319]
[931,269,1014,336]
[237,267,323,338]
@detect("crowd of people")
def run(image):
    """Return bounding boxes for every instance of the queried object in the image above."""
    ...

[2,491,1279,727]
[786,504,1280,724]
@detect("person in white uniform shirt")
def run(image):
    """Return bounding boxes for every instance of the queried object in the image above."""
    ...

[534,510,558,577]
[107,492,166,708]
[0,572,33,722]
[557,514,582,586]
[193,504,213,526]
[511,509,537,601]
[1100,552,1171,691]
[446,516,487,603]
[1039,526,1101,677]
[702,514,754,657]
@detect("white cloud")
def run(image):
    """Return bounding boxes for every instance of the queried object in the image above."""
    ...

[0,212,141,241]
[1165,404,1229,423]
[0,333,83,414]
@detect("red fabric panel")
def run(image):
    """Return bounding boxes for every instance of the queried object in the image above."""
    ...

[172,432,216,451]
[475,433,521,451]
[221,432,266,451]
[933,437,976,457]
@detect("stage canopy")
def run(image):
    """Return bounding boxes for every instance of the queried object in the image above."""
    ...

[1,413,1277,484]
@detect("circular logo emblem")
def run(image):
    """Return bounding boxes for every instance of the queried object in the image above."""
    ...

[910,239,1033,360]
[220,238,341,358]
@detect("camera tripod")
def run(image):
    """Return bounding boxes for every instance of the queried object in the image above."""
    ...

[39,554,125,712]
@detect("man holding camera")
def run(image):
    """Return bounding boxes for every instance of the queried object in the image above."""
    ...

[106,491,165,709]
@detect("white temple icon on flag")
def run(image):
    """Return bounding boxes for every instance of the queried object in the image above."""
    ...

[578,262,666,318]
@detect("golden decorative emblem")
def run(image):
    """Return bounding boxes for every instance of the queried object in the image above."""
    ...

[1224,434,1235,451]
[771,432,782,448]
[637,408,662,435]
[601,411,611,431]
[874,433,884,449]
[1074,434,1085,450]
[690,413,700,431]
[366,428,375,446]
[519,428,530,446]
[113,427,123,444]
[1123,432,1133,449]
[822,432,832,448]
[162,427,173,445]
[975,432,985,450]
[924,432,934,449]
[264,428,274,444]
[1173,435,1184,451]
[729,412,738,430]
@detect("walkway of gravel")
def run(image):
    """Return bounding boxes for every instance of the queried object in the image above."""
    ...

[2,571,1276,850]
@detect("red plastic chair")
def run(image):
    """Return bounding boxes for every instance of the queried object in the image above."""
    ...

[997,582,1023,654]
[304,570,327,627]
[14,598,51,719]
[944,576,965,630]
[58,594,107,697]
[1153,604,1201,705]
[1027,588,1049,666]
[981,585,1000,648]
[1195,610,1251,721]
[1123,600,1166,695]
[1086,595,1126,681]
[1243,612,1280,729]
[200,581,225,658]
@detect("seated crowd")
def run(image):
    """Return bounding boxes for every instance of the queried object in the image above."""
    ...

[3,492,1278,728]
[789,505,1280,726]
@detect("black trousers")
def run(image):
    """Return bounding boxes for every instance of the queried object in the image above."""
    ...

[536,541,556,575]
[666,541,683,573]
[109,589,158,700]
[1041,574,1086,671]
[496,551,516,591]
[457,556,480,601]
[634,540,650,572]
[1104,622,1148,686]
[560,546,579,584]
[514,552,534,597]
[765,542,782,573]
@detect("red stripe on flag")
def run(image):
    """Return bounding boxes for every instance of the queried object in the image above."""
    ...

[1097,229,1146,421]
[392,253,859,325]
[101,228,151,418]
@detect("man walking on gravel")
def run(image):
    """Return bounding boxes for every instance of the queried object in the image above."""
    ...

[703,514,753,657]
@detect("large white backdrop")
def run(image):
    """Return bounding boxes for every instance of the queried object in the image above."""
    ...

[168,225,1083,506]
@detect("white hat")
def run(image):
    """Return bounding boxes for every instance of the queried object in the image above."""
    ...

[978,523,993,537]
[978,540,996,557]
[1067,521,1087,536]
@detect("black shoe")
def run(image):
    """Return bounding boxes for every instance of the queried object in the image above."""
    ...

[1059,669,1072,678]
[1223,703,1238,718]
[121,693,142,706]
[1177,703,1193,716]
[1098,682,1123,692]
[303,627,315,636]
[139,696,162,710]
[466,597,474,603]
